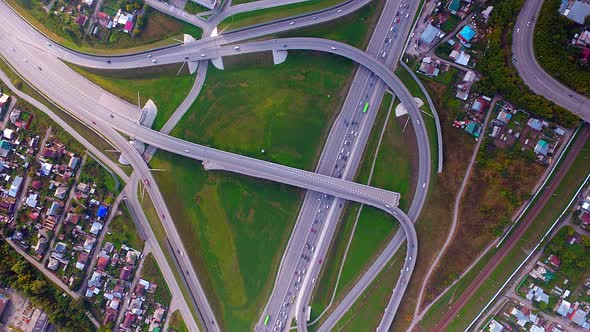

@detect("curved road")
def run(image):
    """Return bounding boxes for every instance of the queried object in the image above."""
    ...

[512,0,589,121]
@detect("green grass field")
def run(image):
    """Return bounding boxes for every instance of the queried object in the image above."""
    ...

[309,93,417,328]
[168,310,189,332]
[333,252,404,331]
[150,152,302,331]
[420,137,590,331]
[68,64,196,131]
[103,203,144,249]
[5,0,201,54]
[219,0,345,31]
[141,253,173,306]
[275,0,384,49]
[170,52,354,170]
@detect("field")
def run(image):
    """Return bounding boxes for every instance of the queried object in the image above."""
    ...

[219,0,347,31]
[420,135,590,331]
[67,64,196,130]
[103,203,145,249]
[425,128,546,302]
[169,52,354,170]
[168,310,189,332]
[4,0,201,54]
[141,253,173,306]
[276,0,384,50]
[333,253,404,331]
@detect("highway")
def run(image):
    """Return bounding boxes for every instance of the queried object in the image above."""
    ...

[0,0,432,330]
[512,0,589,122]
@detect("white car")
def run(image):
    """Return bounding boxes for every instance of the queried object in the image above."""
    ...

[337,9,342,13]
[147,54,152,58]
[330,46,336,50]
[234,46,240,50]
[151,59,157,63]
[200,53,206,57]
[184,149,190,153]
[289,21,295,25]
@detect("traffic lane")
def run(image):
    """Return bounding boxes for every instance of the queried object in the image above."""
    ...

[512,0,589,121]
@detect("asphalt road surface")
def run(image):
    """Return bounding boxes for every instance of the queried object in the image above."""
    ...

[512,0,589,122]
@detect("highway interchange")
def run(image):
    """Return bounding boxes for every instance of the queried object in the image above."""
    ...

[1,0,585,330]
[0,1,428,330]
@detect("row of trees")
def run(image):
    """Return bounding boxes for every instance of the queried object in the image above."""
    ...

[534,0,590,95]
[0,239,95,330]
[476,0,580,127]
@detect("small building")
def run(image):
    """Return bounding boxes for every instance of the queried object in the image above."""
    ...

[90,221,104,236]
[548,254,561,268]
[496,110,512,124]
[564,0,590,24]
[34,236,48,255]
[48,201,62,216]
[97,205,109,219]
[76,252,89,270]
[83,236,96,253]
[0,140,11,158]
[464,121,480,137]
[481,6,494,22]
[47,257,59,271]
[54,186,67,200]
[420,24,440,45]
[77,182,90,193]
[454,51,471,66]
[120,265,133,281]
[96,255,109,271]
[25,193,38,208]
[68,156,80,170]
[0,94,11,114]
[457,25,477,44]
[8,176,23,198]
[75,15,88,27]
[40,162,53,176]
[3,128,14,140]
[534,140,549,156]
[527,118,544,131]
[448,0,461,14]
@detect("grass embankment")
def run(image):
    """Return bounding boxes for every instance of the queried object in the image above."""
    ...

[419,137,590,331]
[309,92,417,326]
[148,51,356,331]
[391,73,477,331]
[68,64,195,130]
[104,203,145,249]
[168,310,189,332]
[276,0,384,49]
[141,253,173,305]
[5,0,201,54]
[333,253,404,331]
[534,0,589,95]
[219,0,345,31]
[184,1,209,15]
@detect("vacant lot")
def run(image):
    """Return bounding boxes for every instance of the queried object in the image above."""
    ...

[103,203,144,249]
[391,74,476,331]
[168,310,189,332]
[68,64,196,130]
[141,253,173,306]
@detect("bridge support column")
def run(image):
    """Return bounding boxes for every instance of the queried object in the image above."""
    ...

[211,57,224,70]
[272,50,288,65]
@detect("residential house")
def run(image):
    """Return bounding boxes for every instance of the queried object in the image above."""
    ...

[8,176,23,198]
[54,186,67,200]
[76,252,89,270]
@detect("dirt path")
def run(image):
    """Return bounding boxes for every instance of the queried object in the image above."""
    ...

[410,96,498,328]
[434,124,590,331]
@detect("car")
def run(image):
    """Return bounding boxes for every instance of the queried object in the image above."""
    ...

[330,46,336,50]
[200,53,206,57]
[161,213,165,219]
[406,267,410,271]
[92,121,96,125]
[526,21,530,27]
[151,59,157,63]
[337,9,342,13]
[390,26,394,32]
[381,51,387,58]
[289,21,295,25]
[184,149,190,153]
[283,44,287,48]
[312,278,316,284]
[147,54,152,58]
[312,16,317,20]
[405,13,409,18]
[234,46,240,50]
[422,183,426,188]
[516,28,520,33]
[311,228,316,233]
[184,56,189,60]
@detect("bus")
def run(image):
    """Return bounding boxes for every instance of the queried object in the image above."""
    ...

[362,102,369,113]
[264,315,270,326]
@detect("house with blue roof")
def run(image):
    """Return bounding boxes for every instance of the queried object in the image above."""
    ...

[448,0,461,14]
[97,205,109,219]
[457,25,476,44]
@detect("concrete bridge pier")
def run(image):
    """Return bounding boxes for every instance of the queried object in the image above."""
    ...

[272,50,288,65]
